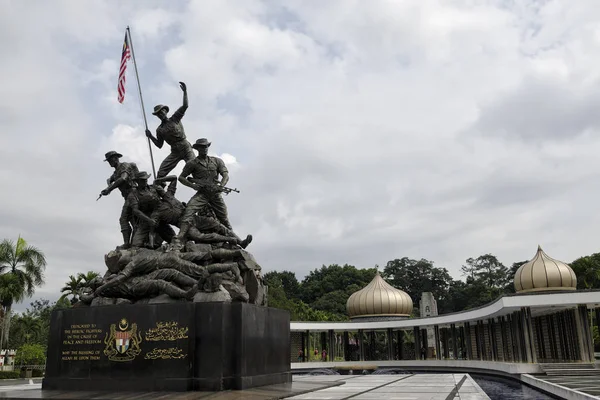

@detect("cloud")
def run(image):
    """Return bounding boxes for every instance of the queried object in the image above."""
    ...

[3,0,600,311]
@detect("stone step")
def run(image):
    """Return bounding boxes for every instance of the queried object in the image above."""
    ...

[545,370,600,376]
[540,363,596,371]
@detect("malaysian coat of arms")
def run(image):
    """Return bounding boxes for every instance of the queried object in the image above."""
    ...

[104,318,142,361]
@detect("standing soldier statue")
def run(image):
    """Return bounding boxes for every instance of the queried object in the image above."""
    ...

[174,138,234,244]
[145,81,195,178]
[99,151,139,249]
[126,171,162,248]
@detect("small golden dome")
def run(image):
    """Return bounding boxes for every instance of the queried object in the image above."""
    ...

[514,245,577,293]
[346,272,413,319]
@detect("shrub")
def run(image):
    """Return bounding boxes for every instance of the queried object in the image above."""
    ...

[31,369,44,377]
[0,371,20,379]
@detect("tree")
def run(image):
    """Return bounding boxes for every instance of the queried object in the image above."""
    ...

[462,254,509,294]
[570,253,600,289]
[504,261,528,293]
[8,298,70,350]
[60,275,82,304]
[263,271,300,300]
[0,274,24,350]
[382,257,452,307]
[300,264,376,304]
[0,237,47,351]
[77,271,100,287]
[14,343,45,366]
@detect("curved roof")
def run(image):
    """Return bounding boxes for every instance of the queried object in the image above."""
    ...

[514,245,577,293]
[346,272,413,319]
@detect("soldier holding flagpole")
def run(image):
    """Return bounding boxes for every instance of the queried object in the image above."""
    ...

[145,82,196,179]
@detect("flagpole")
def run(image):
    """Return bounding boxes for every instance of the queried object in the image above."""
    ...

[126,26,157,179]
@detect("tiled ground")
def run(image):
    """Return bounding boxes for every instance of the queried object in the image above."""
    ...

[0,374,490,399]
[288,374,491,400]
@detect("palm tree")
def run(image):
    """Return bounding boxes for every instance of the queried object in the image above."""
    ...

[77,271,100,287]
[0,274,23,351]
[0,236,46,351]
[60,275,82,305]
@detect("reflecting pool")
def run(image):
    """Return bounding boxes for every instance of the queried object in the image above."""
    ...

[471,374,558,400]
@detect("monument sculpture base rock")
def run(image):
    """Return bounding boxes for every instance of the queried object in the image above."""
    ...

[43,302,291,392]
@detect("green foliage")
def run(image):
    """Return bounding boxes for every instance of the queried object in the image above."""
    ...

[60,275,82,304]
[263,271,299,299]
[0,236,47,351]
[570,253,600,289]
[295,264,376,319]
[264,272,346,321]
[0,237,47,301]
[382,258,452,307]
[14,343,45,365]
[8,298,69,350]
[265,248,600,321]
[0,371,20,379]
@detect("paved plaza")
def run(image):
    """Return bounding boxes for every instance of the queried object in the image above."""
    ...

[0,374,490,399]
[289,374,490,400]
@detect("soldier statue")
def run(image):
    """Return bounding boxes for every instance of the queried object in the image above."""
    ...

[150,175,251,248]
[99,151,139,249]
[145,82,195,178]
[126,171,162,248]
[174,138,232,244]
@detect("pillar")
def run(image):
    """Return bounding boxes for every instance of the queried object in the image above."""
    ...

[488,319,497,361]
[451,324,458,360]
[343,331,349,361]
[387,328,394,360]
[397,330,404,360]
[300,331,306,362]
[414,326,421,360]
[464,322,472,360]
[558,312,570,360]
[369,331,376,360]
[474,321,482,360]
[358,330,365,361]
[421,329,429,358]
[521,307,537,363]
[434,325,441,360]
[576,305,594,362]
[328,330,335,361]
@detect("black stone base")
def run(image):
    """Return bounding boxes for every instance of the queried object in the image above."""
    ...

[42,302,291,391]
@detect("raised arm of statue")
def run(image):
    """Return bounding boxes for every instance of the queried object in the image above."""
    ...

[171,82,188,124]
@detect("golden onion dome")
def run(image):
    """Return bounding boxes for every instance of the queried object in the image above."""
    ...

[346,272,413,319]
[514,245,577,293]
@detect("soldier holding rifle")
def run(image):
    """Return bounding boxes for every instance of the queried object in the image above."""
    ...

[99,151,139,249]
[174,138,237,244]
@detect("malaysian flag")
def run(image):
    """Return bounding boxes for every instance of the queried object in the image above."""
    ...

[117,32,131,103]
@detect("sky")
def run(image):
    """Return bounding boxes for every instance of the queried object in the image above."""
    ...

[2,0,600,312]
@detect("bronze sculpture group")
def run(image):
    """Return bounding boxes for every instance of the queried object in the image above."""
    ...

[80,82,266,308]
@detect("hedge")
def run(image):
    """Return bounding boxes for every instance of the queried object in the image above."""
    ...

[0,371,20,379]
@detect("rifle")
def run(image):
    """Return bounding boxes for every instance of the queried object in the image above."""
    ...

[96,193,103,201]
[189,178,240,195]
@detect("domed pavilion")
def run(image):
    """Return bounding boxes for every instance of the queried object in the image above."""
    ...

[514,245,577,293]
[346,272,413,321]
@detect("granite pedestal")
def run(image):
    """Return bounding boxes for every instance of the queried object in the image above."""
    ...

[42,302,291,392]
